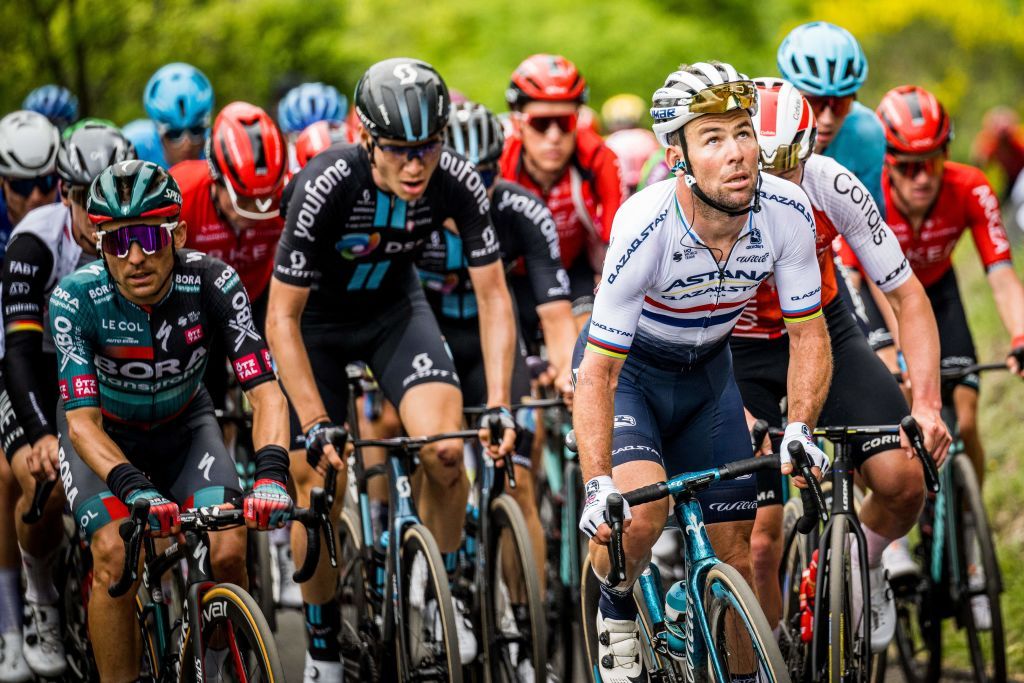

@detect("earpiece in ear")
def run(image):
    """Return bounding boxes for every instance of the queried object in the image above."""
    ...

[670,159,686,175]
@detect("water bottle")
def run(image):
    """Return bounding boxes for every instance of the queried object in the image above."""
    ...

[664,581,688,658]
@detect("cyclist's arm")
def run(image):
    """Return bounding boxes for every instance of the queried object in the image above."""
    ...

[468,261,515,408]
[537,301,576,392]
[574,349,624,482]
[988,266,1024,344]
[2,234,56,443]
[64,406,130,480]
[265,281,324,429]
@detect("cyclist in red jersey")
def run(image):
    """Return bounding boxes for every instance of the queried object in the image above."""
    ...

[500,54,624,333]
[873,85,1024,489]
[972,106,1024,199]
[171,102,286,409]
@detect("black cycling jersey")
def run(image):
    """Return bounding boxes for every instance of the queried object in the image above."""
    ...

[275,143,501,322]
[417,179,569,320]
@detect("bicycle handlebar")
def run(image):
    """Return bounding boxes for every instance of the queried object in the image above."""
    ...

[940,362,1009,380]
[901,416,939,494]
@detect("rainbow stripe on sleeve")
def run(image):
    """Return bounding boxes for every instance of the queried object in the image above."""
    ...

[5,320,44,334]
[585,335,629,359]
[781,301,823,324]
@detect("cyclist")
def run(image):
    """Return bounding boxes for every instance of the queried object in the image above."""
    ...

[501,53,625,334]
[0,122,133,680]
[276,82,347,172]
[293,120,348,171]
[574,61,831,681]
[22,85,79,132]
[601,93,647,135]
[171,102,286,408]
[0,111,61,253]
[50,160,293,682]
[267,58,517,679]
[602,94,661,198]
[971,106,1024,200]
[734,79,950,649]
[135,62,214,168]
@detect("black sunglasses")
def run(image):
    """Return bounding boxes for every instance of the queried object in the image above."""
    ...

[6,174,59,198]
[161,125,207,143]
[376,139,443,161]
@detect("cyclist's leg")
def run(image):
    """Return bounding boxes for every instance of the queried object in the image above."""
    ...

[730,335,788,629]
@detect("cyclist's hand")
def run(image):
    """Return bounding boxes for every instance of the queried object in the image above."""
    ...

[1007,340,1024,377]
[478,407,517,460]
[781,422,827,484]
[29,435,59,481]
[579,475,631,544]
[305,422,347,475]
[126,489,180,537]
[244,479,293,530]
[904,406,951,469]
[556,370,575,409]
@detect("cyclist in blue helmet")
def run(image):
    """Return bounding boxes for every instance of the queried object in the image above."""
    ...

[143,62,214,167]
[22,85,79,132]
[121,118,167,168]
[277,82,348,136]
[778,21,886,213]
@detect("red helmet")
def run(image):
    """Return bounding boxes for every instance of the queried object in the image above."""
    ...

[295,120,347,169]
[506,54,588,110]
[876,85,952,155]
[207,101,285,198]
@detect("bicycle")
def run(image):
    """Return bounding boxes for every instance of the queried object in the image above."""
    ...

[775,417,937,683]
[109,491,330,682]
[891,362,1009,683]
[576,434,819,683]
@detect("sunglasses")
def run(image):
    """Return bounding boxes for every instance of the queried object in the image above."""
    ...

[6,174,59,198]
[159,125,207,143]
[376,139,443,161]
[96,222,176,258]
[522,113,578,135]
[888,154,944,178]
[653,81,758,122]
[805,95,854,118]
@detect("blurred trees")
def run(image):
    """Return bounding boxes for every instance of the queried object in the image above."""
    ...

[2,0,1021,158]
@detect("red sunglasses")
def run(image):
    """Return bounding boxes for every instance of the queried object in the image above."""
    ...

[805,95,854,118]
[887,155,944,178]
[522,113,578,135]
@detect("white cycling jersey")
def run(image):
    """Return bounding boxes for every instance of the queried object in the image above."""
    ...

[585,174,823,368]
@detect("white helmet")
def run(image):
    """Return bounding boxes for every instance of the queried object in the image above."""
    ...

[651,61,758,147]
[0,110,59,179]
[751,78,817,172]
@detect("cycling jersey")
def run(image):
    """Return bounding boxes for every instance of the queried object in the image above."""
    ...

[417,179,569,321]
[274,144,500,322]
[499,126,623,271]
[882,161,1012,288]
[2,203,88,446]
[0,190,12,262]
[50,250,276,425]
[822,102,887,216]
[585,175,823,370]
[733,154,910,339]
[172,160,283,302]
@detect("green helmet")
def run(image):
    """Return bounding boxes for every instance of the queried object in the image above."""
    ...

[62,116,118,139]
[87,159,181,227]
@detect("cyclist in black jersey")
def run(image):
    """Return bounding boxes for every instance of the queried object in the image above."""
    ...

[0,123,133,679]
[267,59,518,677]
[50,161,293,683]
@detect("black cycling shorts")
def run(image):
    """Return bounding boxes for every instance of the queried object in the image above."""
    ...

[0,370,29,462]
[288,288,460,449]
[730,297,910,506]
[926,268,979,395]
[57,387,242,542]
[511,257,594,351]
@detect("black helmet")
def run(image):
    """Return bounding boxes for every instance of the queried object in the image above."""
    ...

[57,122,136,187]
[444,102,504,166]
[354,58,450,142]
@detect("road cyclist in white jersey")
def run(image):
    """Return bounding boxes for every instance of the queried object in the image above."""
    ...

[571,60,833,683]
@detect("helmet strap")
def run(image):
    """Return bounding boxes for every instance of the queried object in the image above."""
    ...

[680,138,761,217]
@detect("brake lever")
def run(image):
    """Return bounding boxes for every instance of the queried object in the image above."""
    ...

[605,493,626,585]
[900,416,939,493]
[788,441,828,533]
[21,478,56,524]
[109,499,150,597]
[486,414,517,490]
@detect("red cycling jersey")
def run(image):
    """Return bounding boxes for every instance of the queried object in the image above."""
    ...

[882,161,1012,288]
[171,160,283,301]
[499,126,623,272]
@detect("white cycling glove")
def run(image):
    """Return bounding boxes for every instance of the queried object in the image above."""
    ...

[579,475,631,538]
[781,422,829,474]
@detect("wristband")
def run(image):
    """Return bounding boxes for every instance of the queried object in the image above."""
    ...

[1011,335,1024,350]
[253,445,290,487]
[106,462,155,504]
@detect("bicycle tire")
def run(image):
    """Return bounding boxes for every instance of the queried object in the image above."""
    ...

[892,569,942,683]
[483,493,547,682]
[565,460,589,682]
[399,523,463,683]
[247,529,277,632]
[178,582,284,682]
[703,563,790,683]
[578,553,602,683]
[952,455,1006,683]
[338,508,379,679]
[826,515,868,683]
[778,496,812,682]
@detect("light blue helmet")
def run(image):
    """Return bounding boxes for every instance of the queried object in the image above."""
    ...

[777,21,868,97]
[277,82,348,134]
[22,85,79,131]
[143,63,214,130]
[121,118,166,167]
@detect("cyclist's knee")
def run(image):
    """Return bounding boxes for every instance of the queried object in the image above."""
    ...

[867,449,925,509]
[90,522,130,592]
[750,524,782,575]
[419,439,465,488]
[623,508,667,561]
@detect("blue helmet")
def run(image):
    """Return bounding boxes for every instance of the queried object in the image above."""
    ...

[22,85,79,131]
[121,118,167,167]
[143,63,214,130]
[777,22,868,97]
[277,82,348,134]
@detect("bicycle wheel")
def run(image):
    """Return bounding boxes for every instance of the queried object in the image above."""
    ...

[893,579,942,683]
[483,494,547,682]
[247,529,277,632]
[178,582,284,682]
[778,496,812,682]
[338,508,380,679]
[398,524,463,682]
[826,516,868,683]
[703,563,790,683]
[952,455,1006,683]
